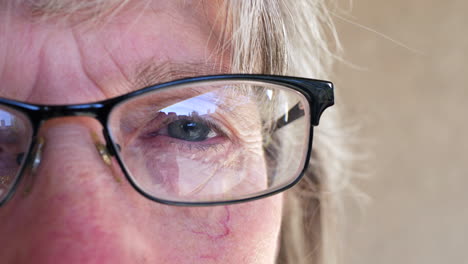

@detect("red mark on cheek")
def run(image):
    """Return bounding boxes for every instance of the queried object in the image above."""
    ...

[186,206,231,240]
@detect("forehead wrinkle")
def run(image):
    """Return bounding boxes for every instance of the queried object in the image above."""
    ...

[132,60,229,89]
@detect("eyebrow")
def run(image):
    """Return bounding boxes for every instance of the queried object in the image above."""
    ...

[131,60,230,90]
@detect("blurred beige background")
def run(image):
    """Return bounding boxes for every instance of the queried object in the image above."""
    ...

[332,0,468,263]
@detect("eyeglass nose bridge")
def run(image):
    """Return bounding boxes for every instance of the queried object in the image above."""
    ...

[34,103,107,121]
[25,102,118,169]
[28,102,116,149]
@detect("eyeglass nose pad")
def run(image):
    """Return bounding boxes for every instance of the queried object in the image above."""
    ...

[22,137,45,195]
[92,132,112,166]
[31,137,45,174]
[92,132,122,183]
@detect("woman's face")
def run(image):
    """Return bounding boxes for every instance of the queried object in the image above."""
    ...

[0,1,283,263]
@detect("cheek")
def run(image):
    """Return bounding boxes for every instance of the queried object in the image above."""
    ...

[143,195,283,263]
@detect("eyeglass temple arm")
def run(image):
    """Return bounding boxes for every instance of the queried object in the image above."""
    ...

[276,78,334,129]
[272,103,304,132]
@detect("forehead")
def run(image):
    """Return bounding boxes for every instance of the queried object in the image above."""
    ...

[0,0,229,104]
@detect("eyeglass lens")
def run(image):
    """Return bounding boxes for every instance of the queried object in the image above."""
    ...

[0,107,32,201]
[107,80,311,203]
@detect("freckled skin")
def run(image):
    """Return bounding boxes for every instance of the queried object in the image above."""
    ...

[0,1,283,264]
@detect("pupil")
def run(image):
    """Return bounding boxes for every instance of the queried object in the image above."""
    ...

[185,122,197,131]
[168,120,210,141]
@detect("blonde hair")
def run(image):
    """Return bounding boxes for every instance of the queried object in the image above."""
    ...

[16,1,347,263]
[227,2,346,264]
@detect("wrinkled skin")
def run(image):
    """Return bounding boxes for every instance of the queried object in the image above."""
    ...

[0,1,283,263]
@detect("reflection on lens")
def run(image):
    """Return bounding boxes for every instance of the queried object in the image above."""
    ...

[108,81,310,203]
[0,107,32,202]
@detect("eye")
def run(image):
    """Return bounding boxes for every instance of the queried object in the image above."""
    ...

[167,119,217,142]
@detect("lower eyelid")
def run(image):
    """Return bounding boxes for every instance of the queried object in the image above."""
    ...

[137,134,231,153]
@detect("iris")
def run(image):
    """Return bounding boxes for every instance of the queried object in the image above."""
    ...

[167,120,211,141]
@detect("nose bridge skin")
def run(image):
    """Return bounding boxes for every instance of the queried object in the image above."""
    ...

[33,117,116,192]
[0,118,151,264]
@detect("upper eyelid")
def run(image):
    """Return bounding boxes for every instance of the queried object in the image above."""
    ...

[117,90,211,134]
[118,88,261,136]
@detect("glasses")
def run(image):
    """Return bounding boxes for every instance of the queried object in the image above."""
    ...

[0,74,333,206]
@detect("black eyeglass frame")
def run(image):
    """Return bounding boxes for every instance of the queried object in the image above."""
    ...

[0,74,334,207]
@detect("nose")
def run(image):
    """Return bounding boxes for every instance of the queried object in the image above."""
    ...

[0,118,151,264]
